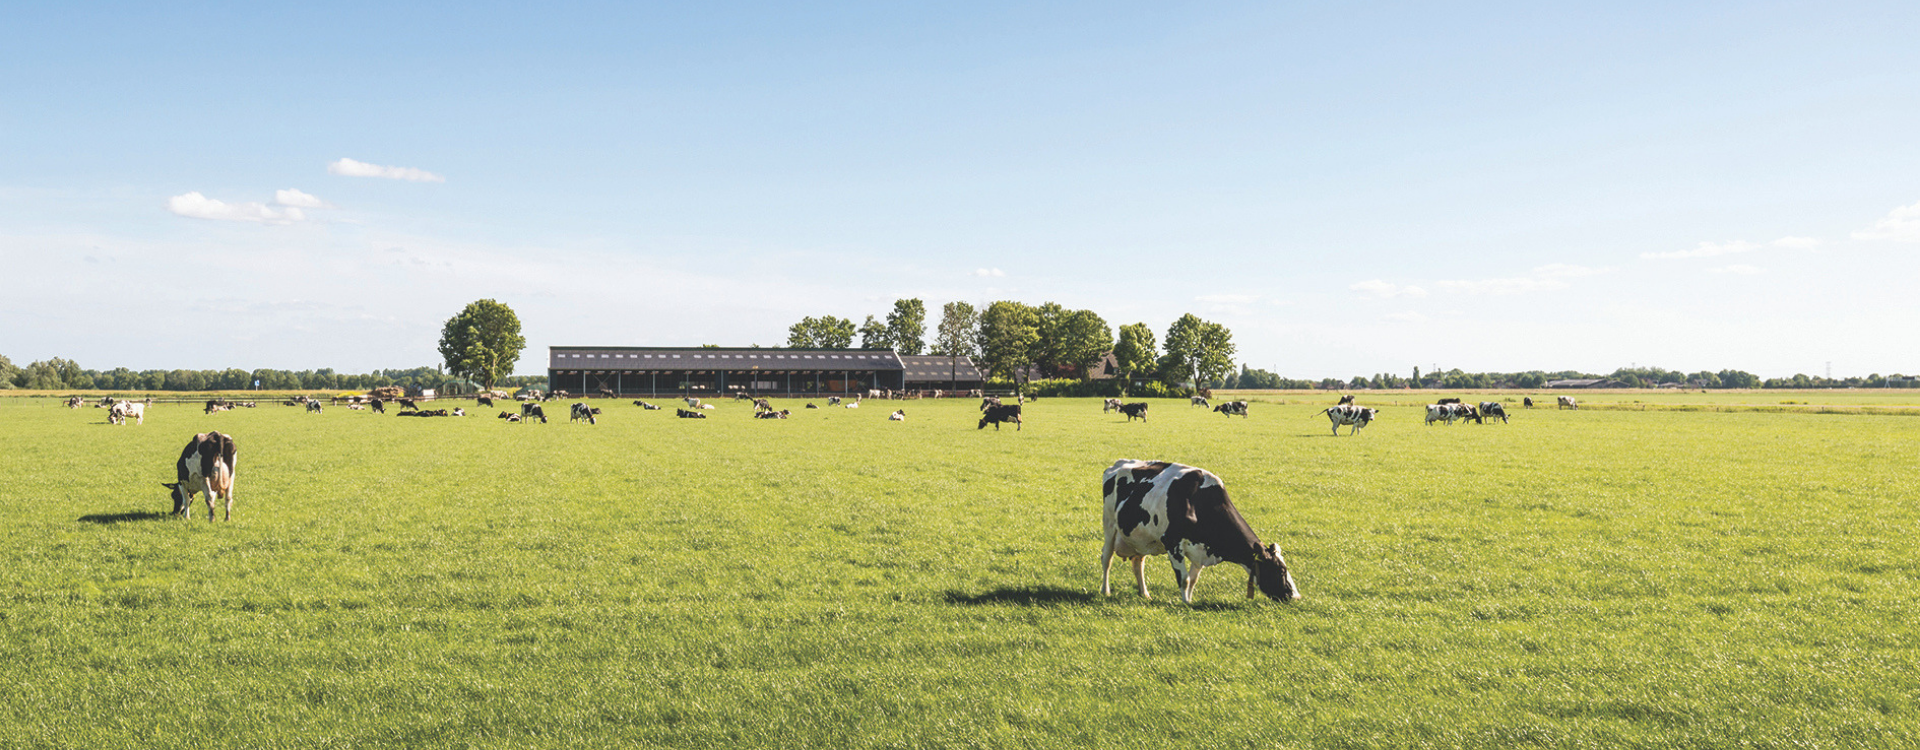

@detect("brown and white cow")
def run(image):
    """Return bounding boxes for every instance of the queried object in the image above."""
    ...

[165,431,237,521]
[1100,460,1299,604]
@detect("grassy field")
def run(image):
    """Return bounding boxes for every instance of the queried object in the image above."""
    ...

[3,393,1918,748]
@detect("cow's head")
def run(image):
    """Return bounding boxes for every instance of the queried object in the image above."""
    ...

[1255,542,1301,601]
[162,482,189,516]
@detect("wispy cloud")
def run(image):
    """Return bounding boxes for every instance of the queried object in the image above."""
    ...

[1851,200,1920,242]
[274,188,331,208]
[166,192,306,224]
[1643,236,1818,259]
[1710,264,1764,275]
[327,157,445,183]
[1348,279,1427,299]
[973,267,1005,277]
[1435,264,1609,295]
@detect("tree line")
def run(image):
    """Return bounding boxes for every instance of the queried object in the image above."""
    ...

[0,355,548,393]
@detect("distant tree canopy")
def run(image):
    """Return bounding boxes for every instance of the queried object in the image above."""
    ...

[1160,314,1235,389]
[931,301,979,359]
[437,299,527,392]
[786,316,856,349]
[885,299,927,356]
[976,301,1039,384]
[857,315,890,350]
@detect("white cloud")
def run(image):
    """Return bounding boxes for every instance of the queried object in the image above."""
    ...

[1531,263,1608,278]
[1196,293,1258,304]
[1642,240,1759,260]
[274,188,331,208]
[1436,276,1568,294]
[327,157,446,183]
[1348,279,1427,299]
[1851,200,1920,242]
[1710,264,1764,275]
[974,267,1005,277]
[1770,236,1821,249]
[166,192,306,224]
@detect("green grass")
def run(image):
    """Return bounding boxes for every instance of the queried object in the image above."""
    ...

[3,395,1918,748]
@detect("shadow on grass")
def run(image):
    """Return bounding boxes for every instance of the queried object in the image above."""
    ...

[943,585,1100,607]
[78,511,171,525]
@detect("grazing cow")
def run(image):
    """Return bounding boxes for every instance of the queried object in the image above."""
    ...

[978,404,1022,430]
[1213,401,1249,418]
[889,409,905,421]
[979,396,1000,411]
[828,396,842,407]
[684,397,702,409]
[1425,404,1450,426]
[306,401,323,414]
[1321,404,1377,435]
[1524,396,1534,409]
[1558,396,1578,410]
[66,396,84,409]
[370,399,386,414]
[399,398,419,410]
[1190,396,1209,408]
[676,408,707,419]
[1456,403,1482,424]
[752,398,771,412]
[1100,460,1300,604]
[1103,398,1123,413]
[570,403,597,424]
[165,431,237,521]
[1479,402,1509,424]
[1337,394,1356,406]
[522,404,547,424]
[477,396,494,407]
[1119,402,1149,422]
[108,401,146,425]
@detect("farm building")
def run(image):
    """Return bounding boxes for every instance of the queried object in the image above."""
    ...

[547,346,910,397]
[899,355,985,391]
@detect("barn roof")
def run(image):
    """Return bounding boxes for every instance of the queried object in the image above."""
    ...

[549,346,904,372]
[898,355,983,381]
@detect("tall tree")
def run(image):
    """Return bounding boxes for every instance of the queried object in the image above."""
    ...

[857,315,890,349]
[931,301,979,359]
[1161,314,1235,389]
[0,353,19,389]
[976,301,1039,386]
[1112,323,1157,391]
[786,316,856,348]
[884,298,927,355]
[1031,302,1069,376]
[437,299,527,392]
[1055,309,1112,380]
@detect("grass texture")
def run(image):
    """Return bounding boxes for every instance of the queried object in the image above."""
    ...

[2,395,1917,748]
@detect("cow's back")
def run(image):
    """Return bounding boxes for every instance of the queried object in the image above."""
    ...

[1103,459,1176,557]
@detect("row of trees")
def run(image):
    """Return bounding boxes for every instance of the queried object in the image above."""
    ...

[1308,366,1917,390]
[789,300,1237,393]
[0,355,546,393]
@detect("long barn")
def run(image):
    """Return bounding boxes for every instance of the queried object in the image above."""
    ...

[548,346,916,398]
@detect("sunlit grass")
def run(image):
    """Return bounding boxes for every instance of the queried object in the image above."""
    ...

[2,394,1917,748]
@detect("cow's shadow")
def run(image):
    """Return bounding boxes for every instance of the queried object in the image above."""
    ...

[943,585,1099,607]
[77,511,171,525]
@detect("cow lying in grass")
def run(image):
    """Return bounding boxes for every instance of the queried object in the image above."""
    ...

[1100,459,1299,604]
[755,409,791,419]
[889,409,905,421]
[165,431,237,521]
[676,408,707,419]
[633,400,661,410]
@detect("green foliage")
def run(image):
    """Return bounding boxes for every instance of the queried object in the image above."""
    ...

[437,299,527,392]
[5,397,1920,746]
[931,302,978,358]
[0,354,16,389]
[884,299,927,356]
[976,301,1039,382]
[1111,323,1156,386]
[857,315,889,350]
[787,315,856,349]
[1160,314,1234,388]
[1052,309,1111,381]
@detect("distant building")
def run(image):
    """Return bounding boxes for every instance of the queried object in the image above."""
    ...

[1543,379,1612,388]
[547,346,905,396]
[899,355,984,391]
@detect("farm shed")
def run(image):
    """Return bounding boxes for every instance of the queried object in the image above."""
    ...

[898,355,984,391]
[547,346,906,397]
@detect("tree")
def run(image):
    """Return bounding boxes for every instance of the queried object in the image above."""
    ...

[1055,309,1112,380]
[884,299,927,355]
[1031,302,1069,376]
[858,315,890,350]
[932,302,979,359]
[1161,314,1235,388]
[976,301,1039,386]
[437,299,527,393]
[786,316,856,349]
[0,354,18,389]
[1112,323,1157,392]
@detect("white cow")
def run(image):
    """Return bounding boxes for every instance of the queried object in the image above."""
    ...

[108,401,146,425]
[1558,395,1578,410]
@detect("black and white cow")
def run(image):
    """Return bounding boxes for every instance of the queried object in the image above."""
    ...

[1191,396,1209,407]
[676,408,707,419]
[1320,404,1377,435]
[634,400,661,410]
[305,401,323,415]
[978,404,1022,430]
[1213,401,1249,418]
[1479,402,1508,424]
[1524,396,1534,409]
[1119,402,1149,422]
[108,401,145,425]
[570,403,597,424]
[1103,398,1123,413]
[888,409,905,421]
[755,409,790,419]
[979,396,1000,411]
[399,398,420,410]
[828,396,842,407]
[1425,404,1451,426]
[521,404,547,424]
[1558,396,1578,410]
[1337,394,1356,406]
[165,431,237,521]
[66,396,84,409]
[370,399,386,414]
[1100,460,1300,604]
[752,398,771,412]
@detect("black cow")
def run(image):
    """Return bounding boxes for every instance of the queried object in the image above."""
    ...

[1119,402,1149,422]
[399,398,419,410]
[370,399,386,414]
[676,408,708,419]
[978,404,1022,430]
[1213,401,1250,418]
[804,403,818,409]
[1436,397,1461,405]
[477,396,494,407]
[1099,459,1299,603]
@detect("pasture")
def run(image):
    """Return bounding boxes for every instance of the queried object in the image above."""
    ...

[3,393,1918,748]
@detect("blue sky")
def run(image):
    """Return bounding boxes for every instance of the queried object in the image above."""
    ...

[4,2,1918,378]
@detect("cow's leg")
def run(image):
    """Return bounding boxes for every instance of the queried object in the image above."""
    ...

[1100,534,1117,596]
[1247,565,1258,598]
[1132,555,1149,598]
[202,491,216,522]
[1182,563,1207,604]
[1168,551,1191,604]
